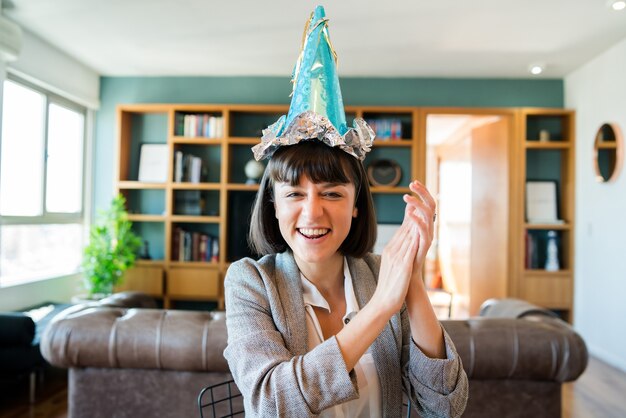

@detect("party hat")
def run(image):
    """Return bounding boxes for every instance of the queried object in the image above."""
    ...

[252,5,375,161]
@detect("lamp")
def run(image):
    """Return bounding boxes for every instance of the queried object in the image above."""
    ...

[528,63,545,76]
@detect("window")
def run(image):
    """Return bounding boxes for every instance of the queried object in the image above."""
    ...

[0,78,87,286]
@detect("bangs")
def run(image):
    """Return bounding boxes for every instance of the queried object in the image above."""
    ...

[268,141,356,186]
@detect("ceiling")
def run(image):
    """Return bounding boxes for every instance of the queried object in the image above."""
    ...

[4,0,626,78]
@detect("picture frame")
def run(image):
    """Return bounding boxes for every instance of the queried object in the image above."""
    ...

[525,180,561,223]
[138,144,168,183]
[367,159,402,187]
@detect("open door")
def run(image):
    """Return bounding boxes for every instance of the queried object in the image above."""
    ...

[427,114,510,317]
[469,118,509,315]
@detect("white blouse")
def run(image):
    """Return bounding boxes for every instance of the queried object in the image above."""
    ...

[300,258,382,418]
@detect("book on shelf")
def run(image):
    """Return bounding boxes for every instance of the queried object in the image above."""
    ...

[365,118,403,140]
[138,144,168,182]
[180,114,224,138]
[524,230,539,269]
[173,152,204,183]
[172,227,218,262]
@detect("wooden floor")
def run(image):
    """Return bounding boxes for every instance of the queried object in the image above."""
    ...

[0,367,67,418]
[1,356,625,417]
[563,356,626,418]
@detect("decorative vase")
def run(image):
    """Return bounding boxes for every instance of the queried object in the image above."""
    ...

[545,230,559,271]
[245,160,265,184]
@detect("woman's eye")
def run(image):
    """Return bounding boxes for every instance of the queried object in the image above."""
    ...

[324,192,342,198]
[285,192,302,198]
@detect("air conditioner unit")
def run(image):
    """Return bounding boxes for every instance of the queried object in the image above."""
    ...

[0,15,22,62]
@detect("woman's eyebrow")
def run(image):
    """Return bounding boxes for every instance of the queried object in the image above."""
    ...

[321,182,348,188]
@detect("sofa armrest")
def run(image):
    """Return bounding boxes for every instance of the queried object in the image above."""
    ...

[442,315,588,383]
[478,297,558,319]
[41,307,228,373]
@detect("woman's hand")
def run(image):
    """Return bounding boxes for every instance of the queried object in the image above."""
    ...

[401,181,446,359]
[403,180,437,274]
[370,193,424,315]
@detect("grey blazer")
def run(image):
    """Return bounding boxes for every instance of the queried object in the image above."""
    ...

[223,252,468,417]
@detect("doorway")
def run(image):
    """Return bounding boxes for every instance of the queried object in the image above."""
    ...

[424,111,513,318]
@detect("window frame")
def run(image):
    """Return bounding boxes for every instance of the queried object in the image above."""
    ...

[0,75,90,286]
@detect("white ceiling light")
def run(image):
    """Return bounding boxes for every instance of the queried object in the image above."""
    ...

[611,0,626,10]
[528,63,545,75]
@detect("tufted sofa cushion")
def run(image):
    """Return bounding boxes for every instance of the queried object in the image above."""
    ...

[42,307,229,373]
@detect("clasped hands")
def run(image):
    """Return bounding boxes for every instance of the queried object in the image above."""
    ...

[372,180,436,315]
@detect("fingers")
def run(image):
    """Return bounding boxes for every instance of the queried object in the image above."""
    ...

[403,181,437,265]
[404,180,436,226]
[409,180,436,213]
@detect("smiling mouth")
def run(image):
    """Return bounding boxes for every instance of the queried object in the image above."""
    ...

[297,228,330,239]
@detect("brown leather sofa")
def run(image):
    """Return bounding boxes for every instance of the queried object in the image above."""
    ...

[42,294,587,418]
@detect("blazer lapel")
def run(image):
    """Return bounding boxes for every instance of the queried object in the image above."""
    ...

[274,251,308,356]
[347,256,401,416]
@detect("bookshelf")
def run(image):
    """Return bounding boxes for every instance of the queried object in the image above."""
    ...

[517,108,575,320]
[115,104,575,318]
[115,104,418,308]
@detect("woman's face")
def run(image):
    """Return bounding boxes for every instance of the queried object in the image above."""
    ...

[273,175,357,267]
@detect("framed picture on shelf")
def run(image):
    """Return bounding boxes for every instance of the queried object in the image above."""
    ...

[367,159,402,187]
[138,144,168,183]
[525,180,561,224]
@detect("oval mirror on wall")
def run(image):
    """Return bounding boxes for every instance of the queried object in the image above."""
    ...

[593,123,624,183]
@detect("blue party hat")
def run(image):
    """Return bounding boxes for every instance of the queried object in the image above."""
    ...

[252,5,374,161]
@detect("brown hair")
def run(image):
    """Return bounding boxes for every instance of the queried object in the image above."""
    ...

[248,141,377,258]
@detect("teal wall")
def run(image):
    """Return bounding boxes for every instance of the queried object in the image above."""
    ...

[95,76,564,211]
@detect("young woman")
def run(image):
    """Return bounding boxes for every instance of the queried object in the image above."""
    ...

[223,140,468,417]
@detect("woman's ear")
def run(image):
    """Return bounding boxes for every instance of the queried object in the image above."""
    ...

[352,207,358,218]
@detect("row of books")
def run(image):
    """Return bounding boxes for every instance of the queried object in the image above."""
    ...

[172,227,219,262]
[365,118,405,140]
[177,114,224,138]
[174,151,205,183]
[524,230,540,269]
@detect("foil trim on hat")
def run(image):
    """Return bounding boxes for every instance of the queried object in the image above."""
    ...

[252,110,375,161]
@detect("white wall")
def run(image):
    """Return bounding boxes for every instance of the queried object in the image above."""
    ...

[0,28,99,310]
[8,29,100,109]
[565,36,626,372]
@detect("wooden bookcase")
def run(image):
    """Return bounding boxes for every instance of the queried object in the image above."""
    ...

[515,108,575,321]
[114,104,418,308]
[114,104,575,318]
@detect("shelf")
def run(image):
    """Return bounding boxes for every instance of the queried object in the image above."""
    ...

[371,186,411,194]
[135,260,165,266]
[118,181,166,189]
[374,140,413,147]
[519,109,575,317]
[168,261,221,268]
[128,214,166,222]
[171,182,221,190]
[227,137,261,145]
[167,294,221,302]
[227,183,260,191]
[523,269,572,277]
[171,215,220,223]
[172,137,224,144]
[525,222,570,230]
[524,141,570,149]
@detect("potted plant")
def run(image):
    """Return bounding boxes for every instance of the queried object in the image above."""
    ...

[81,194,142,298]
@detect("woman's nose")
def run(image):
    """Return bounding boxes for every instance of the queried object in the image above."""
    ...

[302,196,323,219]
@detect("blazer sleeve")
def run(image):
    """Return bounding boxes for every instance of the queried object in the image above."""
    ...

[223,259,359,417]
[400,308,469,418]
